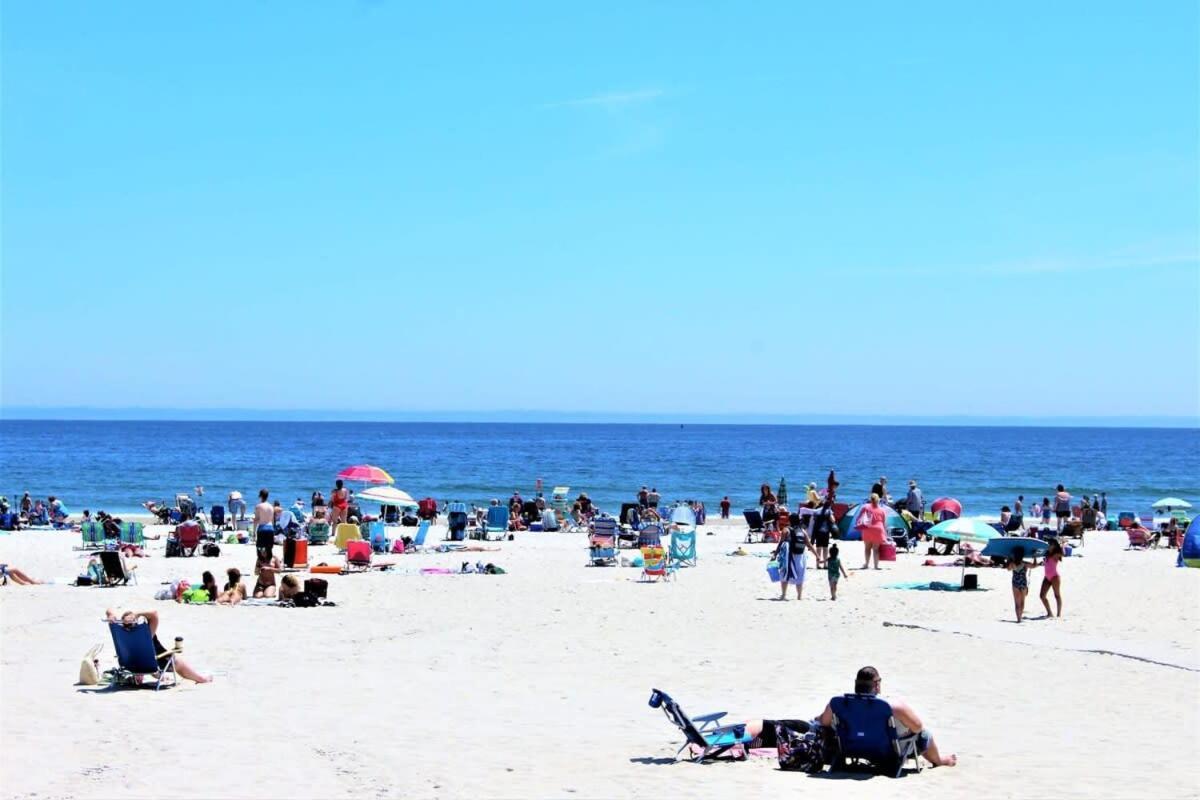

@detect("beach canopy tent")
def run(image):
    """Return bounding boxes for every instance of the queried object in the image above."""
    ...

[337,464,394,485]
[1152,497,1192,511]
[930,497,962,518]
[838,504,910,541]
[355,485,418,508]
[1182,516,1200,568]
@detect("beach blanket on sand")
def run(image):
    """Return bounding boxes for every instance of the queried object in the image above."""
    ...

[884,581,989,592]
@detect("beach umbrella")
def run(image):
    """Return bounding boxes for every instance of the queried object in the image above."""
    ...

[336,464,394,485]
[355,485,418,508]
[1152,497,1192,511]
[927,517,999,544]
[778,477,788,507]
[931,497,962,516]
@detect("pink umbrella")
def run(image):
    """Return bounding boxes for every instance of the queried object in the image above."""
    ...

[931,497,962,518]
[336,464,394,485]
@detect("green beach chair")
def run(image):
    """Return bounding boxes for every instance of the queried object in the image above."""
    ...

[307,521,330,546]
[78,521,104,549]
[120,522,144,546]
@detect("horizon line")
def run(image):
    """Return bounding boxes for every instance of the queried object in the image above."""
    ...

[1,406,1198,429]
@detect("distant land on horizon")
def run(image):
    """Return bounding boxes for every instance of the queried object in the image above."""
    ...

[1,406,1198,428]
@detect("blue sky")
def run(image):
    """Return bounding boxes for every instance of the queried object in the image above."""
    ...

[2,1,1197,420]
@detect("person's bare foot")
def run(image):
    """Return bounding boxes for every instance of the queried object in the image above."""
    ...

[935,754,958,767]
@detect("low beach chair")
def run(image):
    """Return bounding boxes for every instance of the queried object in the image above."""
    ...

[1127,527,1156,549]
[345,539,373,571]
[446,502,468,541]
[78,521,104,549]
[648,688,754,762]
[640,546,674,582]
[209,505,227,530]
[829,693,922,778]
[307,521,330,546]
[119,522,144,547]
[588,517,618,566]
[482,505,510,541]
[99,551,137,586]
[406,519,431,550]
[108,621,177,691]
[637,522,664,549]
[368,521,390,553]
[743,509,765,542]
[333,522,362,551]
[669,529,697,567]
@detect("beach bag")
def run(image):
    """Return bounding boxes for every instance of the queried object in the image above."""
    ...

[304,578,328,599]
[391,540,406,554]
[775,721,832,773]
[766,560,781,582]
[165,538,182,558]
[203,542,221,557]
[291,591,318,607]
[78,644,102,686]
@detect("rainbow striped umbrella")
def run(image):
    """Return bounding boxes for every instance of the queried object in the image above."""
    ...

[336,464,394,485]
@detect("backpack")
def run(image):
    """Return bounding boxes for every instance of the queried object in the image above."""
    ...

[303,578,328,599]
[165,539,182,558]
[203,542,221,557]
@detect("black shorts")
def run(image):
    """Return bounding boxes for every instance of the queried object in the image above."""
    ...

[1055,509,1069,518]
[814,531,830,547]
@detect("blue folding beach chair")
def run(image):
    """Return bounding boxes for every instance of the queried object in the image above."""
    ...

[669,530,697,567]
[446,502,468,541]
[107,621,176,691]
[306,521,330,546]
[588,516,619,566]
[482,505,509,541]
[637,522,664,549]
[368,521,390,553]
[411,519,431,549]
[829,694,922,777]
[648,688,754,762]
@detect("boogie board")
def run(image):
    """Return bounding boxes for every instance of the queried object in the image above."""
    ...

[980,536,1049,560]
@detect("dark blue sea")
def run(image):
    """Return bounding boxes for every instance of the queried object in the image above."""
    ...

[0,421,1196,517]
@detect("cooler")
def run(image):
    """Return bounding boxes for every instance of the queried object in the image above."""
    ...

[879,541,897,561]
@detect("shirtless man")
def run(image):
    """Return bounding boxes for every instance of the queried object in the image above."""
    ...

[817,666,957,767]
[254,489,275,564]
[719,665,956,771]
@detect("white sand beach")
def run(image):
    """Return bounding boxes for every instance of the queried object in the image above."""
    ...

[1,520,1197,799]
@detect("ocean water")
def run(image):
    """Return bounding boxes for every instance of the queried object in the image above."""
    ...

[0,421,1196,517]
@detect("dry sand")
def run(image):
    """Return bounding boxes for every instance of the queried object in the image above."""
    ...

[1,518,1197,799]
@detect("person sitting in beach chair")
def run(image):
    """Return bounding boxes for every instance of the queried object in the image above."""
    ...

[588,517,618,566]
[818,666,956,774]
[105,607,211,687]
[98,550,137,586]
[1126,521,1158,549]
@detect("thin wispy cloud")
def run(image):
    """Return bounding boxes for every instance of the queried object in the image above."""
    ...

[979,249,1198,276]
[548,88,665,111]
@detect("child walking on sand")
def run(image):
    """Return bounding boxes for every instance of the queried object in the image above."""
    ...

[1006,545,1040,623]
[1039,539,1064,618]
[826,544,850,600]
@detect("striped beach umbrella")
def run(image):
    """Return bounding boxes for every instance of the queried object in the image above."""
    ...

[336,464,394,485]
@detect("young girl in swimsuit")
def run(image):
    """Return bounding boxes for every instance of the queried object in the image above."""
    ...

[1006,545,1040,623]
[1039,539,1064,618]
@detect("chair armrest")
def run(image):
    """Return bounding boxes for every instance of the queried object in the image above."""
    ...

[693,711,728,729]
